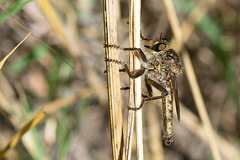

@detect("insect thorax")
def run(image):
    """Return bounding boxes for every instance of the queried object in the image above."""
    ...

[144,53,180,81]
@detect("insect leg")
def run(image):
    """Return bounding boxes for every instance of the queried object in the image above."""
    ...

[104,68,125,74]
[105,57,125,65]
[140,31,152,41]
[105,57,146,79]
[122,48,148,62]
[128,78,168,110]
[120,87,129,90]
[119,68,126,72]
[123,65,145,79]
[104,43,148,62]
[128,94,167,111]
[144,76,153,97]
[147,79,168,95]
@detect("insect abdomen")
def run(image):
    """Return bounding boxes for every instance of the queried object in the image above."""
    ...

[162,80,173,146]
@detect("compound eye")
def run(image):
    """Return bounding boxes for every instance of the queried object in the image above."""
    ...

[152,42,166,52]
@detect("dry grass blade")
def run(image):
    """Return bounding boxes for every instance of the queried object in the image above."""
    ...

[41,84,104,114]
[102,0,124,160]
[0,111,45,159]
[0,84,104,158]
[0,31,32,70]
[163,0,221,159]
[0,5,74,69]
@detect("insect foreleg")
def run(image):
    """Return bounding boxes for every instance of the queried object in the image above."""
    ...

[122,47,148,62]
[104,43,148,62]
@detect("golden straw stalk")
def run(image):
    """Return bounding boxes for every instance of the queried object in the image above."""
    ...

[103,0,124,159]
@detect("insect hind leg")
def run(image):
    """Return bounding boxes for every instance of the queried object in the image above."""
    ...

[128,78,169,111]
[128,94,168,111]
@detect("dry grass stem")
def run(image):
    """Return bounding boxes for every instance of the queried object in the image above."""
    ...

[36,0,76,56]
[103,0,124,159]
[163,0,221,159]
[182,53,221,160]
[125,110,135,160]
[40,84,104,114]
[147,107,164,160]
[170,0,217,51]
[125,0,143,159]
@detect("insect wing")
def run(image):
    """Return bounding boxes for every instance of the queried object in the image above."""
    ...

[170,74,180,121]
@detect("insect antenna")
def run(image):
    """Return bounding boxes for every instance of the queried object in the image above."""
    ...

[159,32,163,40]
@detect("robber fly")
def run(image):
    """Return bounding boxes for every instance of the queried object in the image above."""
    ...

[104,33,183,146]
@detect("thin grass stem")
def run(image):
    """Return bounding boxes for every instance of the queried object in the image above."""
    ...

[125,0,143,159]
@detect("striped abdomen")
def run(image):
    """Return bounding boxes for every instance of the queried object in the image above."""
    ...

[162,78,173,146]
